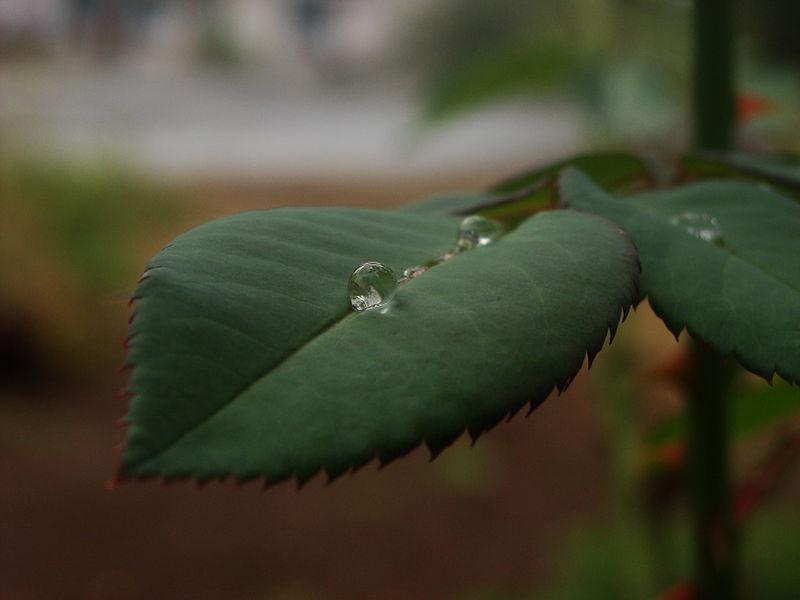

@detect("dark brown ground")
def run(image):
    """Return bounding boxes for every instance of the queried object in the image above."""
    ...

[2,373,613,600]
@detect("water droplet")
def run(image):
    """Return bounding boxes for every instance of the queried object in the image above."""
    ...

[456,215,503,251]
[402,265,428,280]
[349,262,398,311]
[669,212,722,244]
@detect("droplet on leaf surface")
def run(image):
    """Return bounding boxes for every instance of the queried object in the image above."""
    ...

[402,265,428,281]
[669,212,723,244]
[349,262,398,311]
[456,215,503,251]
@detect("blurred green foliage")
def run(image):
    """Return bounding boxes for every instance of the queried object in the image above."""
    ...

[423,43,581,120]
[540,507,800,599]
[405,0,583,120]
[405,0,800,149]
[0,159,179,381]
[451,508,800,599]
[197,22,246,69]
[649,379,800,448]
[405,0,689,140]
[432,438,498,493]
[1,160,176,292]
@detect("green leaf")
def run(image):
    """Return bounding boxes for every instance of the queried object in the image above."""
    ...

[403,153,656,227]
[649,380,800,447]
[399,191,491,216]
[120,207,639,484]
[682,152,800,201]
[560,168,800,383]
[490,152,654,195]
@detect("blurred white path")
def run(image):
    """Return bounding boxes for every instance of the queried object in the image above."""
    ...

[0,65,583,182]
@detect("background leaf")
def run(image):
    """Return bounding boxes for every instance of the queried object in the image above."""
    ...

[682,152,800,201]
[121,208,639,485]
[490,152,653,195]
[403,153,655,226]
[560,168,800,384]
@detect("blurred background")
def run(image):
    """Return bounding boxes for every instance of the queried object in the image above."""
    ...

[1,1,799,599]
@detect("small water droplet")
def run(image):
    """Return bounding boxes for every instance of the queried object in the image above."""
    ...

[402,265,428,280]
[669,212,723,244]
[456,215,503,251]
[349,262,398,311]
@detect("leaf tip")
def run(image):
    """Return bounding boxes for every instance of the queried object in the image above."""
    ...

[425,440,443,462]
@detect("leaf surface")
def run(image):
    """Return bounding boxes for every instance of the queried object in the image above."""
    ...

[682,152,800,201]
[403,153,656,225]
[561,169,800,383]
[121,207,639,484]
[491,152,654,195]
[399,192,491,216]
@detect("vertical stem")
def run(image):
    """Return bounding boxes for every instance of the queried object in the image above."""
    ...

[692,0,736,150]
[686,343,737,599]
[690,1,737,597]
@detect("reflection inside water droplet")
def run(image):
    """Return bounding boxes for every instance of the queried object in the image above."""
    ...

[456,215,504,251]
[669,212,723,244]
[349,262,398,311]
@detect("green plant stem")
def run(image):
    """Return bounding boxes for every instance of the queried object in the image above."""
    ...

[686,342,738,599]
[692,0,736,150]
[689,0,738,597]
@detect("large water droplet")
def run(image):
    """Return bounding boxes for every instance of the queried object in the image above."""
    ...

[456,215,503,251]
[349,262,398,311]
[669,212,723,244]
[402,265,428,281]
